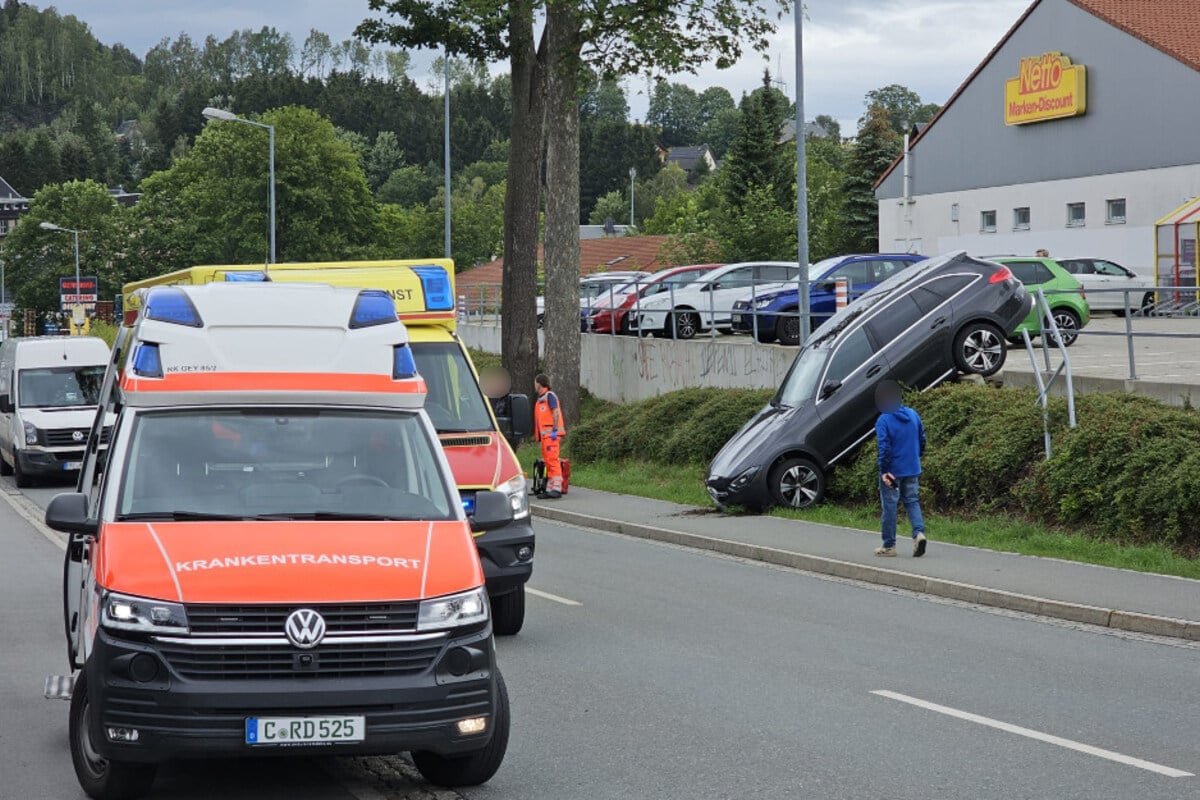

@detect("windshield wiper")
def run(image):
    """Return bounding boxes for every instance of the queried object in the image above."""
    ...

[435,426,476,434]
[117,511,248,521]
[251,511,415,521]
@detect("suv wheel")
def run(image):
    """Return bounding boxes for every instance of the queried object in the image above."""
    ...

[953,322,1007,377]
[669,310,699,340]
[413,670,511,787]
[768,457,825,510]
[775,313,801,346]
[1048,308,1081,347]
[491,587,525,636]
[70,670,157,800]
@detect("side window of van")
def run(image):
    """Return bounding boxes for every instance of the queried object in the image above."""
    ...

[824,328,876,387]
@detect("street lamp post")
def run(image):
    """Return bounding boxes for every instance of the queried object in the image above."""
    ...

[202,107,276,263]
[629,167,637,229]
[39,222,81,331]
[794,2,811,345]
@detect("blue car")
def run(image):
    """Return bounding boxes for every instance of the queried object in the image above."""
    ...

[730,253,927,345]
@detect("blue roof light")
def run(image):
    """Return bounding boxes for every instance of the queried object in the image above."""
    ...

[350,290,398,329]
[223,271,269,282]
[393,344,417,379]
[144,287,203,327]
[132,343,163,378]
[460,494,476,514]
[412,266,453,311]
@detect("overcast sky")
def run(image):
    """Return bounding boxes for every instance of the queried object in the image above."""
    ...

[45,0,1031,131]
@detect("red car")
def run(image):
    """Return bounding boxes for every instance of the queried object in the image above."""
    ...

[586,264,722,334]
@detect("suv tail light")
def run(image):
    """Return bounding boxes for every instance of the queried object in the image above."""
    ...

[989,266,1014,284]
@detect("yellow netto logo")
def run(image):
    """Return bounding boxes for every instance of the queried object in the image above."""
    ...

[1004,52,1087,125]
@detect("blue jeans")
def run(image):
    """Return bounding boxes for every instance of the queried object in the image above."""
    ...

[880,475,924,549]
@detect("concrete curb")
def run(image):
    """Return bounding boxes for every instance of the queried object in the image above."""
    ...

[532,503,1200,642]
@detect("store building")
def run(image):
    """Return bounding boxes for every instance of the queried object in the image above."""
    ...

[875,0,1200,276]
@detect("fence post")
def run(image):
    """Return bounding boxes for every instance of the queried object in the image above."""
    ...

[1124,288,1137,381]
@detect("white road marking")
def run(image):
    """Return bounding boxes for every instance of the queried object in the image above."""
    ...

[527,587,582,606]
[0,487,66,551]
[872,690,1194,778]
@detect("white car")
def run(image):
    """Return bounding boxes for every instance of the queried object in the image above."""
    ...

[536,271,650,328]
[1057,257,1156,314]
[627,262,802,339]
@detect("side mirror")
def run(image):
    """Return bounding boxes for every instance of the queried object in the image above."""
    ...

[503,393,532,443]
[0,394,11,413]
[820,380,842,400]
[45,493,97,536]
[470,489,513,532]
[818,281,836,293]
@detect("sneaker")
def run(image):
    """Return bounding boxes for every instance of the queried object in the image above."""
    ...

[874,546,896,557]
[913,533,927,558]
[538,490,562,500]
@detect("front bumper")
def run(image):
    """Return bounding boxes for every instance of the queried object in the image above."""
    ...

[627,309,668,333]
[475,516,534,597]
[87,625,499,763]
[730,308,778,333]
[704,468,769,510]
[17,447,84,476]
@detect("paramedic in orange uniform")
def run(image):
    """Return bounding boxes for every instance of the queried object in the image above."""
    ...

[534,373,566,499]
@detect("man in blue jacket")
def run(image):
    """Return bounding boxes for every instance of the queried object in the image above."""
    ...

[874,381,927,557]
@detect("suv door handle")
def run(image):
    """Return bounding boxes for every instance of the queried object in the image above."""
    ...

[866,364,883,378]
[930,316,947,329]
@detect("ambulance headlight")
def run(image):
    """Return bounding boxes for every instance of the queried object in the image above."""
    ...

[417,588,489,631]
[101,592,189,634]
[501,474,529,520]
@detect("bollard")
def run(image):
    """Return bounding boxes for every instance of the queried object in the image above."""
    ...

[835,279,849,310]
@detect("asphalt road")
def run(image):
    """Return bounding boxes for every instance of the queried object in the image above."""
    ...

[4,473,1198,800]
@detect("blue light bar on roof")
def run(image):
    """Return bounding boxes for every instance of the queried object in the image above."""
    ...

[349,290,398,329]
[393,344,417,379]
[132,342,163,378]
[143,287,203,327]
[412,266,453,311]
[223,271,269,282]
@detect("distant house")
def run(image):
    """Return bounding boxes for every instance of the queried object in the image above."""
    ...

[659,145,717,173]
[778,119,837,144]
[457,234,673,294]
[114,120,140,140]
[108,186,141,208]
[0,177,29,239]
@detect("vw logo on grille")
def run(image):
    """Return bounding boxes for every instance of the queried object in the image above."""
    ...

[284,609,326,649]
[72,430,85,442]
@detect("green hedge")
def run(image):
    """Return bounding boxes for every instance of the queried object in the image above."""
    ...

[567,380,1200,549]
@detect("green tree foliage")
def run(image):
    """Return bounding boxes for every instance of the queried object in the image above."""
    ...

[721,72,790,210]
[1,179,131,318]
[377,163,441,206]
[864,83,940,137]
[134,105,380,271]
[842,103,901,253]
[647,81,701,146]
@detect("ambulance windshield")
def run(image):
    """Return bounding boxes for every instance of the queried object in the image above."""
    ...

[410,342,494,433]
[116,409,456,522]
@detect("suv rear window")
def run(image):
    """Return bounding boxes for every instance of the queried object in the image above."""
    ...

[1006,261,1055,285]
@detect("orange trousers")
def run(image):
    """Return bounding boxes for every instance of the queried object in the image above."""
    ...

[540,434,563,492]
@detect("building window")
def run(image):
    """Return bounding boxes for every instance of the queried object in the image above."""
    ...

[1067,202,1086,227]
[1106,198,1126,225]
[1013,207,1030,231]
[980,210,997,233]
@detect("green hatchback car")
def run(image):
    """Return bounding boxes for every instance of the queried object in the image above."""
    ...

[993,256,1091,346]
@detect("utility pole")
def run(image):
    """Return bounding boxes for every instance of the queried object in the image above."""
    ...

[794,2,811,344]
[444,48,452,259]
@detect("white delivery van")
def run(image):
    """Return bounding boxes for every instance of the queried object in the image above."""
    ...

[0,336,111,487]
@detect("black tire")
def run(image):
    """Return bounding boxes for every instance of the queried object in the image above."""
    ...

[1048,307,1081,347]
[491,587,525,636]
[1141,292,1156,316]
[953,322,1007,377]
[715,327,735,336]
[754,324,777,344]
[70,671,157,800]
[413,670,510,787]
[775,313,801,346]
[0,452,11,476]
[617,313,632,335]
[669,310,700,340]
[767,457,825,510]
[13,451,32,488]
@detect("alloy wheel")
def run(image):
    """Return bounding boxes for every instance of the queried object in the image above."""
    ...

[779,464,820,507]
[961,328,1003,373]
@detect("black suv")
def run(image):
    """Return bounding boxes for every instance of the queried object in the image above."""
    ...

[705,252,1031,511]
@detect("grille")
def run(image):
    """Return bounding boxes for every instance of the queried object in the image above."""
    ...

[186,602,420,635]
[439,434,493,448]
[43,425,111,447]
[156,639,444,680]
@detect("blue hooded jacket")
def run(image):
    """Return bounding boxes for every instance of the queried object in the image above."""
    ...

[876,405,925,478]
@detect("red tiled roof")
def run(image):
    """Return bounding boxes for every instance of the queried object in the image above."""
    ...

[875,0,1200,189]
[457,235,672,288]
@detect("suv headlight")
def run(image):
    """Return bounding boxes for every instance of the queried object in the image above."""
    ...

[23,421,38,445]
[417,587,489,631]
[754,297,776,309]
[101,591,189,634]
[502,473,529,520]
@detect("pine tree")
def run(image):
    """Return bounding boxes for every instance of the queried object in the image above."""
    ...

[722,70,789,210]
[841,104,901,253]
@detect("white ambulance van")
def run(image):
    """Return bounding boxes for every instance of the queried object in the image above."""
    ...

[45,283,512,800]
[0,336,111,487]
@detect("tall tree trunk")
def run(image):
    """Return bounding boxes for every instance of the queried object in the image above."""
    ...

[500,0,545,402]
[542,0,582,424]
